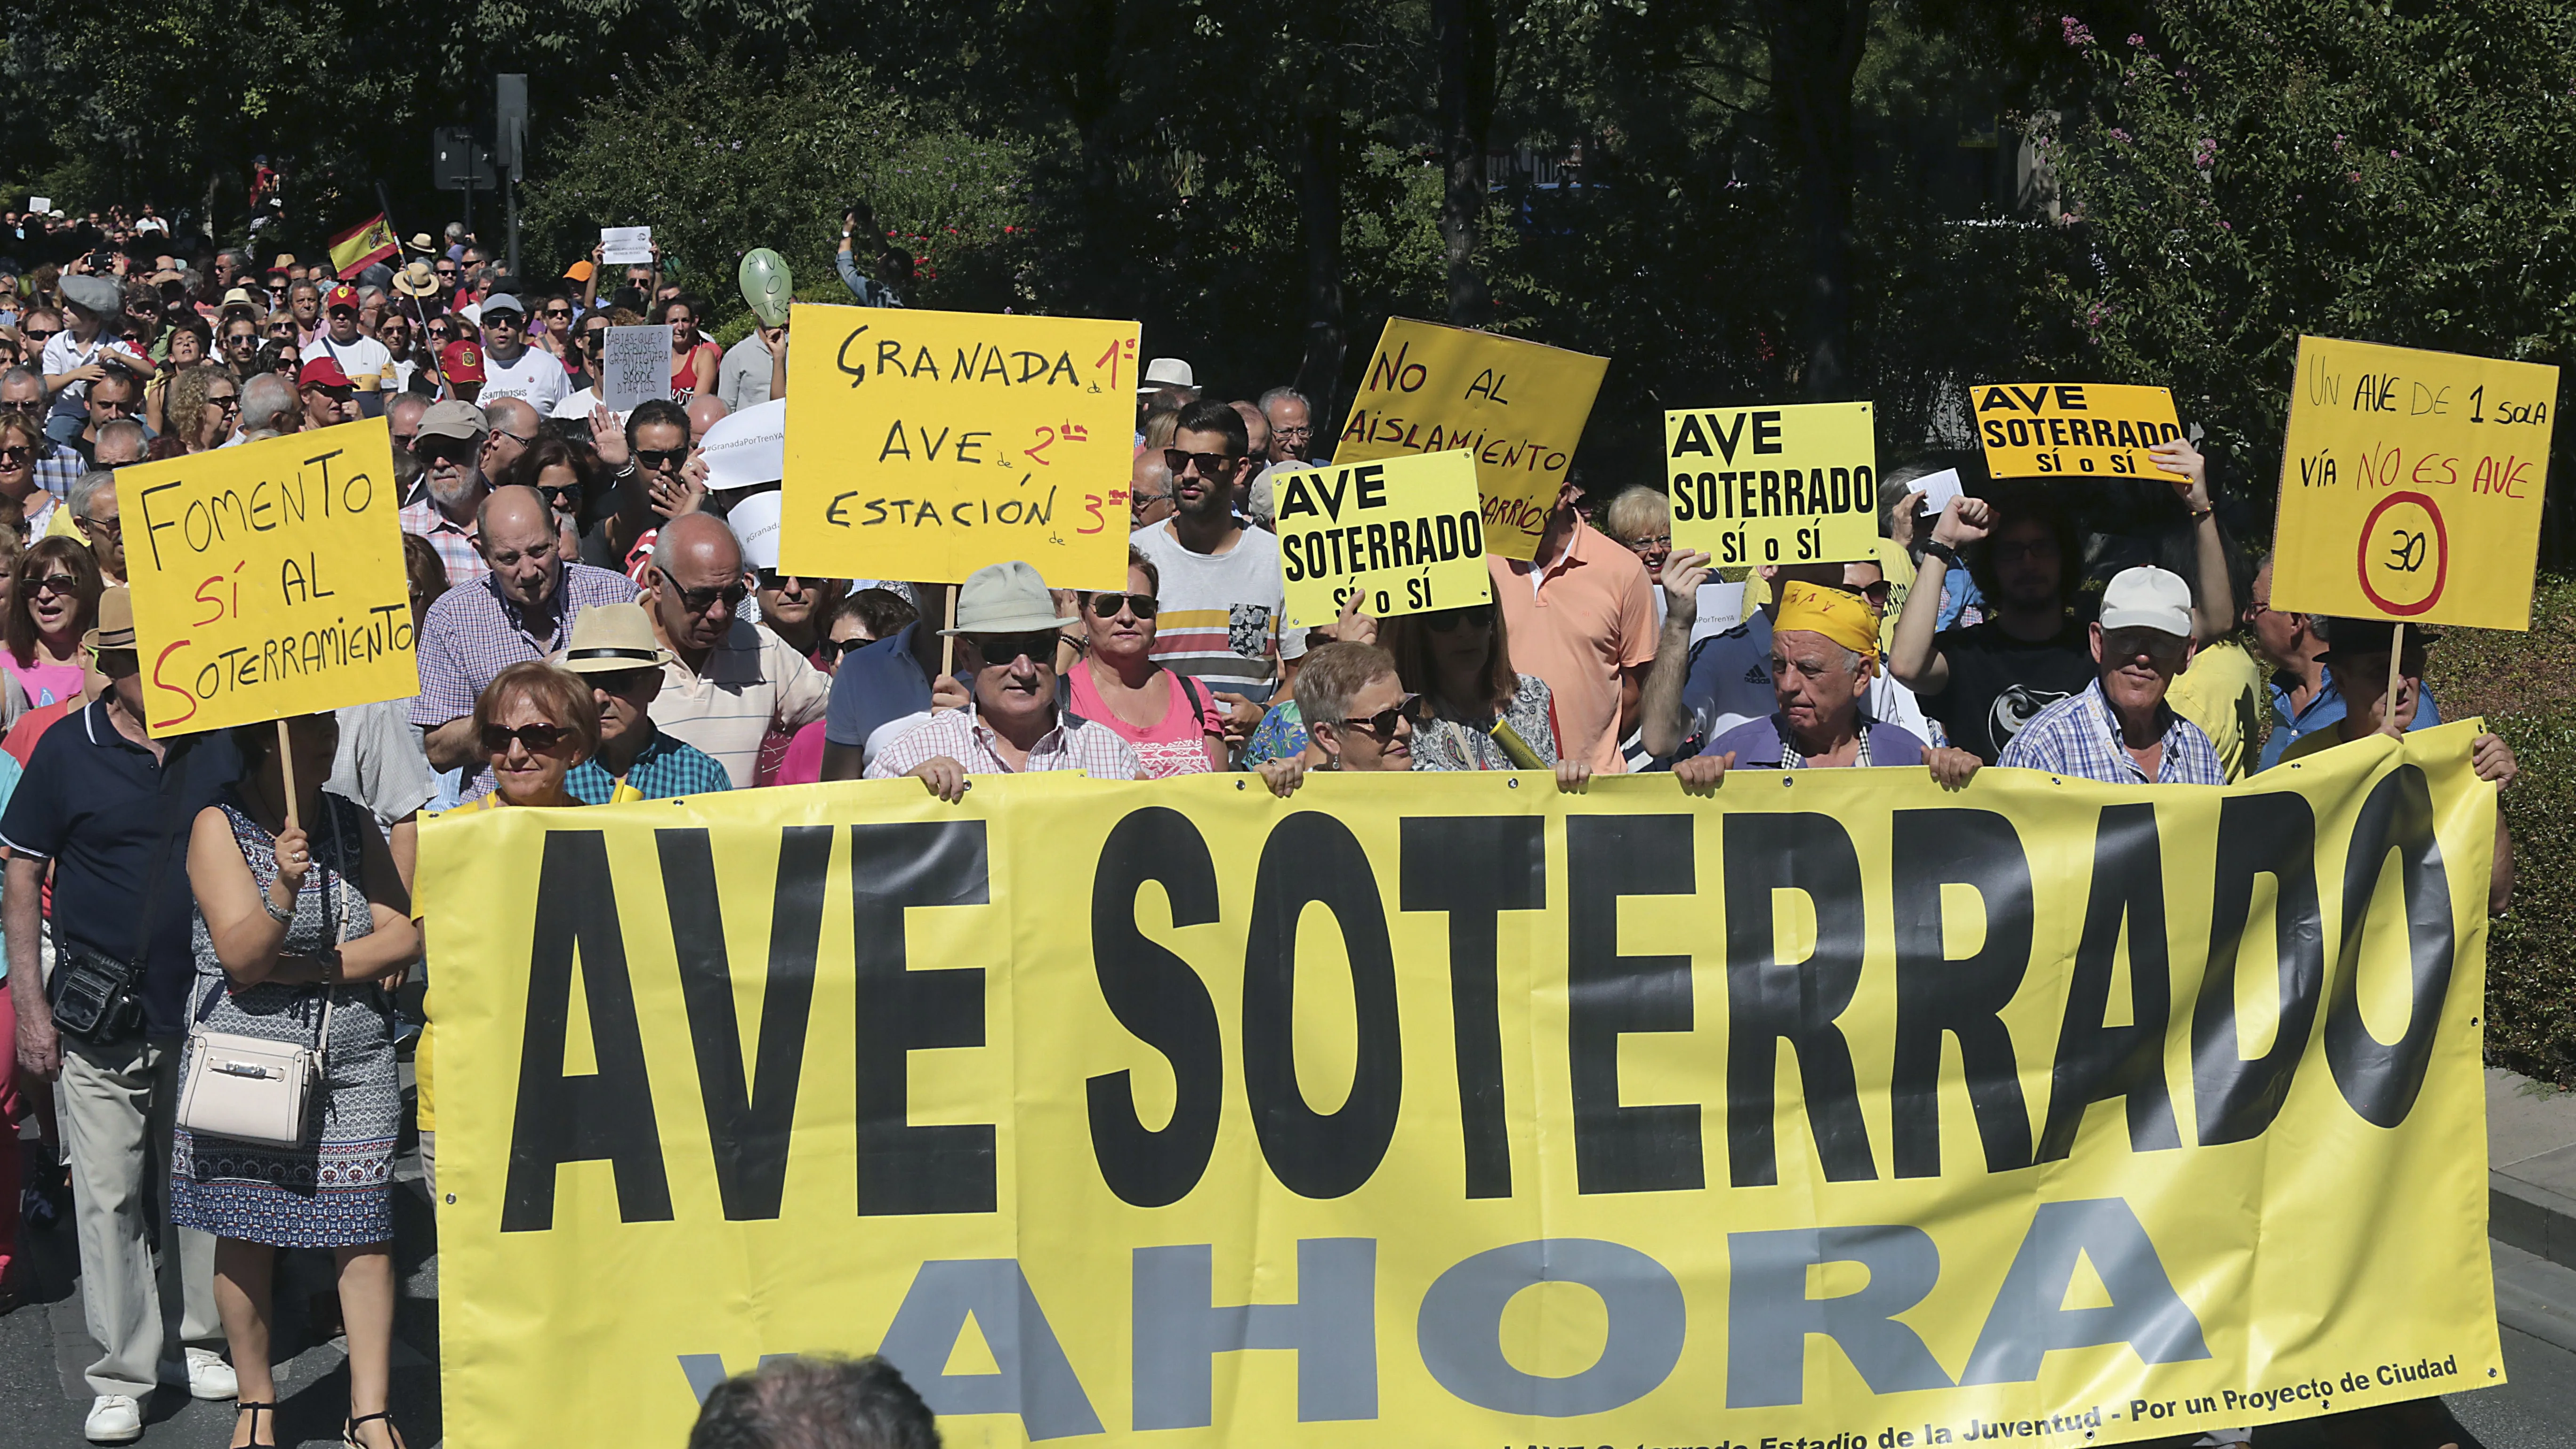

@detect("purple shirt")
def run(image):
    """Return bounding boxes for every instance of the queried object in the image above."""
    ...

[412,562,638,799]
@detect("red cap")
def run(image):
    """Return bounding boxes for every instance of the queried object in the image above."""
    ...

[324,282,360,312]
[440,339,485,383]
[298,357,352,390]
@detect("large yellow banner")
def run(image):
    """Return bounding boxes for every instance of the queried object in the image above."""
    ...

[780,304,1141,591]
[123,418,414,736]
[422,725,2501,1449]
[2269,336,2559,632]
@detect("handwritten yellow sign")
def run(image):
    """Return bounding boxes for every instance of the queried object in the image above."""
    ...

[1276,451,1493,628]
[124,418,414,737]
[1973,382,2181,479]
[1665,401,1877,567]
[1333,319,1606,562]
[780,304,1141,590]
[2270,336,2558,631]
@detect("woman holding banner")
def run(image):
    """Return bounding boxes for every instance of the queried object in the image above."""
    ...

[1257,641,1417,795]
[174,713,422,1449]
[1382,599,1582,783]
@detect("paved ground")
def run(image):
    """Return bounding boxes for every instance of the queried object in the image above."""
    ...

[11,1073,2576,1446]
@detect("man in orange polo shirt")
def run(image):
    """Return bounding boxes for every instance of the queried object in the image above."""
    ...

[1489,479,1657,773]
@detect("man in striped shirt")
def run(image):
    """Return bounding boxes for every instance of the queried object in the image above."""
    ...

[1131,398,1306,751]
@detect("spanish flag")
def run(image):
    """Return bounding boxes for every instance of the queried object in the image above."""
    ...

[327,213,399,278]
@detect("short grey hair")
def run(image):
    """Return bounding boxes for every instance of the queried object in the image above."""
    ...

[652,511,743,573]
[1772,634,1866,677]
[0,366,40,394]
[240,373,296,434]
[1257,386,1310,418]
[444,222,467,243]
[94,419,148,464]
[69,469,115,522]
[1600,485,1668,543]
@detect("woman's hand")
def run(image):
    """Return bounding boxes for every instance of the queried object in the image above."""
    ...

[1658,548,1712,628]
[1258,758,1306,797]
[1554,759,1592,793]
[1674,751,1734,796]
[1926,746,1982,792]
[1214,692,1263,749]
[2149,437,2212,513]
[273,825,313,895]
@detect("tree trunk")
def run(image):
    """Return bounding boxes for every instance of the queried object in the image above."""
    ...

[1768,0,1871,399]
[1295,0,1348,427]
[1432,0,1496,327]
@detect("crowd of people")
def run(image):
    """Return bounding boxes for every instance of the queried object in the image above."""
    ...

[0,205,2524,1448]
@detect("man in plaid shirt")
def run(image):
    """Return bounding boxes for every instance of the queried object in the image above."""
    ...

[1999,566,2224,786]
[868,561,1140,798]
[399,400,493,585]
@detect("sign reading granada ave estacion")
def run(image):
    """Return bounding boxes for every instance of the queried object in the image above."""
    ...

[123,418,415,736]
[781,304,1141,590]
[426,730,2502,1449]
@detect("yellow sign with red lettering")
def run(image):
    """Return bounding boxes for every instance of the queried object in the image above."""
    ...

[122,418,414,737]
[781,304,1141,590]
[1333,319,1606,562]
[2269,336,2558,631]
[1972,383,2182,480]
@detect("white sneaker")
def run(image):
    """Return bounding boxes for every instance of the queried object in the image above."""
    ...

[83,1394,142,1443]
[185,1345,238,1400]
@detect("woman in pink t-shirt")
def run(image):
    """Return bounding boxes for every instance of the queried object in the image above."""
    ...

[4,536,100,715]
[1064,550,1224,777]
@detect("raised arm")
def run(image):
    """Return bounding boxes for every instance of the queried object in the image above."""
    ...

[1637,549,1709,760]
[1889,495,1992,695]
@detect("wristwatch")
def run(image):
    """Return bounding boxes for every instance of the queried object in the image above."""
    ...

[1923,539,1963,569]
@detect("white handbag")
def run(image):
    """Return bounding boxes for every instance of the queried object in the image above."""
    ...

[176,813,346,1149]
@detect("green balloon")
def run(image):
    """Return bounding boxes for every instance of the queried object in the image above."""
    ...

[739,248,793,328]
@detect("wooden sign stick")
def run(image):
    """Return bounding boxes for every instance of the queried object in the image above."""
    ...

[277,718,300,830]
[2383,622,2407,739]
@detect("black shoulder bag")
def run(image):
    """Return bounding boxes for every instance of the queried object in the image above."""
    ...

[50,741,199,1044]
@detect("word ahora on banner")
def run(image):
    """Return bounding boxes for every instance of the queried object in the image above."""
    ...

[124,418,414,736]
[426,728,2501,1449]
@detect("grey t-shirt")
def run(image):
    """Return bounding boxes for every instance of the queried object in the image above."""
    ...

[718,332,776,412]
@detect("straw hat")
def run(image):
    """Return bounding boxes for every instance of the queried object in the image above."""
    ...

[83,587,136,652]
[556,603,676,674]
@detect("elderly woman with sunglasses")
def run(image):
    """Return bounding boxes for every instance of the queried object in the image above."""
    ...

[159,364,238,454]
[1067,547,1225,778]
[1255,641,1417,796]
[0,412,58,535]
[4,536,100,712]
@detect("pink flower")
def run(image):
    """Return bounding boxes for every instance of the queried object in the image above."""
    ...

[2109,127,2133,143]
[2061,15,2094,45]
[2348,171,2363,183]
[2127,32,2146,45]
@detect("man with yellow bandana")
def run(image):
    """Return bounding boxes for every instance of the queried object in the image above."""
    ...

[1699,581,1981,784]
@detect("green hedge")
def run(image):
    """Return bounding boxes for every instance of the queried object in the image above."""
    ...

[2427,575,2576,1084]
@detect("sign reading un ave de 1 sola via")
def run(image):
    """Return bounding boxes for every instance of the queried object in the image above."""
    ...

[2270,336,2558,632]
[1333,318,1606,562]
[780,303,1141,590]
[125,418,414,737]
[1973,383,2182,479]
[1276,451,1492,628]
[1665,401,1878,567]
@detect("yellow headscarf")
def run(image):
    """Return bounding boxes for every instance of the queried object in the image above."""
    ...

[1772,581,1880,657]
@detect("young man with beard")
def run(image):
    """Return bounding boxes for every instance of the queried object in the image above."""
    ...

[1890,490,2098,764]
[1131,398,1304,749]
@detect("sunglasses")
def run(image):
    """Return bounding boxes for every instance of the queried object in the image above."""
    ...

[31,572,80,595]
[481,721,569,754]
[754,569,814,592]
[544,306,572,319]
[435,266,458,278]
[537,482,580,507]
[1163,448,1237,478]
[587,666,660,695]
[657,565,747,613]
[414,439,476,467]
[0,445,30,465]
[969,631,1061,667]
[1085,591,1158,619]
[306,385,355,403]
[635,447,688,472]
[484,312,524,329]
[832,635,876,658]
[1338,694,1424,741]
[1423,606,1493,634]
[226,332,258,348]
[208,394,241,411]
[22,328,58,343]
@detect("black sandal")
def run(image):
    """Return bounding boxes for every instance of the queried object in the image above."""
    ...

[236,1401,277,1448]
[344,1409,404,1449]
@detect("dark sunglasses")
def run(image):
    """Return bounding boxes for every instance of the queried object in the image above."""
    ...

[1423,606,1493,634]
[587,667,660,695]
[305,385,355,404]
[1163,448,1237,478]
[657,565,747,612]
[0,445,31,465]
[30,572,80,595]
[755,569,815,592]
[537,482,581,507]
[21,328,58,342]
[970,631,1060,667]
[225,332,258,348]
[1086,592,1158,619]
[543,306,572,319]
[1338,694,1424,740]
[414,439,476,467]
[208,394,241,411]
[484,312,524,329]
[635,447,688,472]
[481,721,568,754]
[832,635,876,658]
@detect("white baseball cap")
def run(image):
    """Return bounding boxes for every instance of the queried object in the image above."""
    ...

[2098,566,2193,637]
[1140,356,1195,394]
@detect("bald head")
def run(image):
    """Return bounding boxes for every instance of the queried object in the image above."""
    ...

[484,396,539,438]
[1230,400,1271,463]
[653,509,743,573]
[477,484,564,608]
[386,392,428,452]
[685,394,730,446]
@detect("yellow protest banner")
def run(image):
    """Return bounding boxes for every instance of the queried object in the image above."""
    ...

[2269,336,2559,631]
[123,418,413,737]
[1973,383,2182,479]
[1276,450,1492,628]
[1666,401,1878,567]
[425,724,2501,1449]
[780,304,1141,590]
[1333,318,1606,562]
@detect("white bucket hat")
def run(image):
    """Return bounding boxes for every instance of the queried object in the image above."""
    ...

[938,561,1079,636]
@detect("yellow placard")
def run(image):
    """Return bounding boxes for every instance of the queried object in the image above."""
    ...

[1333,318,1606,562]
[123,418,414,737]
[780,304,1141,590]
[1276,451,1493,628]
[1665,401,1878,567]
[1973,382,2181,479]
[427,726,2501,1449]
[2270,336,2558,631]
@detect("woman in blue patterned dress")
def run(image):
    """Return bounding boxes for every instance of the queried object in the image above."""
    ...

[173,712,420,1449]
